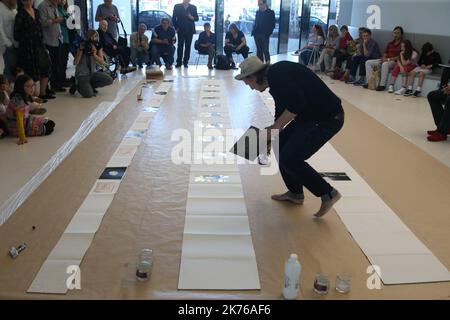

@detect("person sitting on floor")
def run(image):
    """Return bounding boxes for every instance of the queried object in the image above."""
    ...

[224,23,250,69]
[426,66,450,142]
[130,23,150,68]
[98,20,136,74]
[70,29,114,98]
[406,42,442,97]
[150,18,176,70]
[197,22,216,70]
[5,74,53,145]
[387,40,419,95]
[299,24,325,66]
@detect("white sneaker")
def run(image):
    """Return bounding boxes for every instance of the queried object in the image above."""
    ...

[395,87,406,95]
[388,85,394,93]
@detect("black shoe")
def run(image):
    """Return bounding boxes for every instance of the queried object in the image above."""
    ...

[363,84,369,89]
[376,86,386,91]
[93,89,98,94]
[231,62,236,69]
[69,84,77,95]
[183,63,188,68]
[165,64,173,70]
[46,87,56,95]
[39,94,56,100]
[404,89,413,96]
[51,85,66,93]
[413,90,421,97]
[175,63,182,68]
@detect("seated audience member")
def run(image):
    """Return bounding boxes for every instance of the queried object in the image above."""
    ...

[336,27,365,81]
[70,30,114,98]
[224,23,250,68]
[130,23,150,68]
[328,25,353,75]
[406,42,442,97]
[197,22,216,69]
[0,75,10,138]
[5,74,54,145]
[97,20,135,74]
[316,25,339,72]
[299,24,325,65]
[426,68,450,142]
[347,28,381,85]
[150,18,176,70]
[387,40,418,95]
[364,26,403,91]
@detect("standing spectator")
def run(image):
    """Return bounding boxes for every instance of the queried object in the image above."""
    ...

[299,25,325,65]
[0,0,17,82]
[316,25,339,72]
[14,0,54,100]
[197,22,215,69]
[406,42,442,97]
[57,0,71,87]
[364,26,403,91]
[387,40,418,95]
[252,0,275,64]
[38,0,66,92]
[150,18,176,70]
[130,23,149,68]
[426,70,450,142]
[224,23,249,68]
[347,29,381,85]
[0,74,10,138]
[95,0,120,40]
[70,30,113,98]
[172,0,198,68]
[98,20,135,74]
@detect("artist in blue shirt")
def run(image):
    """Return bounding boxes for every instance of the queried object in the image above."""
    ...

[150,18,177,70]
[235,57,345,218]
[197,23,216,69]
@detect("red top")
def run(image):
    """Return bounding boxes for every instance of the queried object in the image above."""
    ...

[338,32,353,50]
[384,40,402,58]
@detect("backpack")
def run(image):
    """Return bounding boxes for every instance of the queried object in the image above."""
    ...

[214,54,231,70]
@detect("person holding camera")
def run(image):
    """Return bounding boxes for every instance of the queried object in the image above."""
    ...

[70,30,113,98]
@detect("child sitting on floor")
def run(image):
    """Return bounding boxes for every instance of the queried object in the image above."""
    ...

[388,40,419,95]
[5,74,55,145]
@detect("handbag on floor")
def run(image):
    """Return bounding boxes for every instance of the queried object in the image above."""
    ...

[367,66,379,90]
[214,54,231,70]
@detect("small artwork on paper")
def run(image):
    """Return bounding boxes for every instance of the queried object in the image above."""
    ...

[92,180,120,194]
[99,167,127,180]
[202,96,220,100]
[142,106,159,113]
[126,130,145,139]
[201,112,223,118]
[155,91,168,95]
[201,103,221,108]
[194,175,230,183]
[320,172,351,181]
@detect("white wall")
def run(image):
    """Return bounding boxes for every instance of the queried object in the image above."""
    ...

[349,0,450,36]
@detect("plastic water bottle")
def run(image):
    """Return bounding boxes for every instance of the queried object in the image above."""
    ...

[282,254,301,300]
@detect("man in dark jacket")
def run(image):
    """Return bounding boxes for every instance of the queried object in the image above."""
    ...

[172,0,199,68]
[252,0,275,63]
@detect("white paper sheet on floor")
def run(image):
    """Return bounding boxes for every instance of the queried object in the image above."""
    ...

[178,80,261,290]
[27,80,173,294]
[259,90,450,285]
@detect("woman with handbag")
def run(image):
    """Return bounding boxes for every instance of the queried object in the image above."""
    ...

[14,0,54,101]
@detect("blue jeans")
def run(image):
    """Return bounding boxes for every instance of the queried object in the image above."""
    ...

[131,48,149,66]
[275,113,345,197]
[300,49,313,65]
[151,44,175,66]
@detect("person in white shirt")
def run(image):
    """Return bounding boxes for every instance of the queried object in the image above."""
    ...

[0,0,18,81]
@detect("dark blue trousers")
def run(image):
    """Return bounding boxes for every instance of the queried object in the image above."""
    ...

[276,113,345,197]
